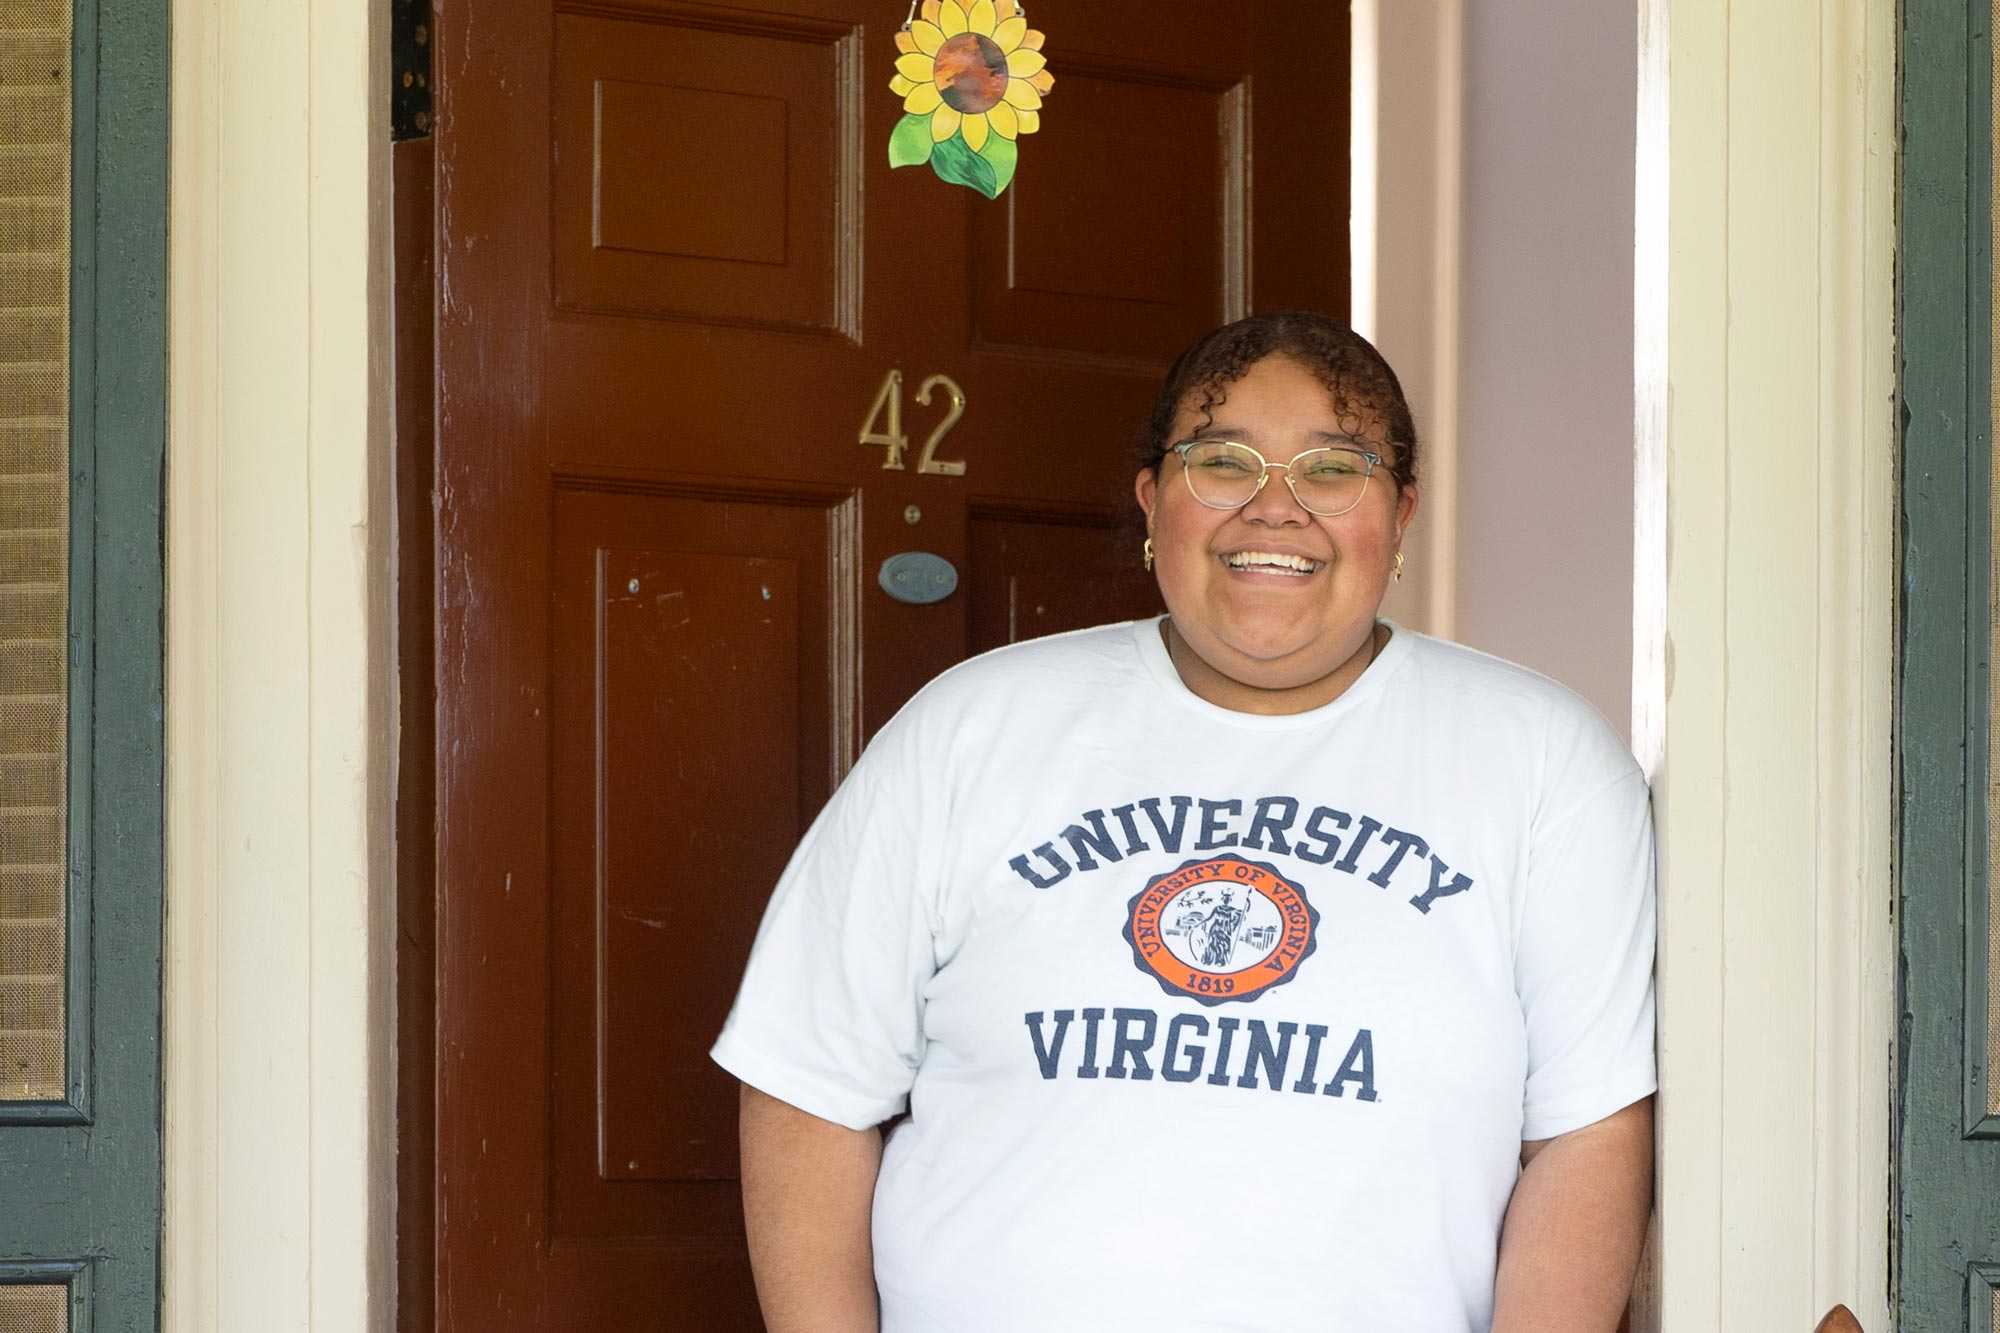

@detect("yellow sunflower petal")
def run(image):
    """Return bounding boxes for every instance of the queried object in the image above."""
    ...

[896,51,935,82]
[962,111,990,151]
[1006,48,1046,77]
[993,16,1027,52]
[1015,108,1040,134]
[966,0,996,36]
[890,73,918,96]
[939,0,969,36]
[1029,69,1054,94]
[1001,80,1041,111]
[921,0,941,21]
[986,100,1019,139]
[1018,28,1044,52]
[995,0,1017,17]
[910,18,946,55]
[932,105,962,141]
[904,83,944,114]
[895,29,918,54]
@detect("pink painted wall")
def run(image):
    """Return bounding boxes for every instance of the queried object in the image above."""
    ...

[1452,0,1636,735]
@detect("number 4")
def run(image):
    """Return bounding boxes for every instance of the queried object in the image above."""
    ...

[858,368,907,470]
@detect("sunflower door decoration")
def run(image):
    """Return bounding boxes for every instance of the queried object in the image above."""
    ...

[888,0,1053,199]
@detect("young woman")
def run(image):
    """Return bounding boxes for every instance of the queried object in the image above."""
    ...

[713,311,1656,1332]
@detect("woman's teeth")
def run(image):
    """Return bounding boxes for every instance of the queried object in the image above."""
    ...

[1223,551,1321,575]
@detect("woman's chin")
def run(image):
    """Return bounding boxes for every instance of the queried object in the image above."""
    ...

[1183,629,1350,690]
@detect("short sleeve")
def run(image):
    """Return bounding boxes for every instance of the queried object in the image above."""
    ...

[710,758,938,1131]
[1515,768,1658,1140]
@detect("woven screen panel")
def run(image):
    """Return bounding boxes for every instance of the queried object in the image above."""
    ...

[0,0,69,1103]
[0,1284,68,1333]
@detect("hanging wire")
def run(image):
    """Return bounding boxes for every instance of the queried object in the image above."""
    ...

[900,0,1024,31]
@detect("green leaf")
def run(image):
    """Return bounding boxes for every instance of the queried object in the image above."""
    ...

[888,113,935,168]
[977,133,1018,197]
[930,132,998,198]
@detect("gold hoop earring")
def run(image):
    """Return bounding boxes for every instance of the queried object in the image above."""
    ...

[1143,537,1155,572]
[1393,551,1405,583]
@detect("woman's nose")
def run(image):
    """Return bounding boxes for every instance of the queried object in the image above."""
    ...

[1240,464,1311,524]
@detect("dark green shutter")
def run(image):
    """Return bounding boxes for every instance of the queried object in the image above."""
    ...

[0,0,166,1323]
[1899,0,2000,1328]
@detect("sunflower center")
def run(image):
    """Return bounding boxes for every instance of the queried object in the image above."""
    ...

[934,32,1008,114]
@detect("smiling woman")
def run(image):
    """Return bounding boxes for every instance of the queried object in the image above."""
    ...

[715,311,1657,1333]
[1135,340,1419,712]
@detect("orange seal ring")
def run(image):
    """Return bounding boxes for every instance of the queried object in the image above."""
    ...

[1122,854,1320,1006]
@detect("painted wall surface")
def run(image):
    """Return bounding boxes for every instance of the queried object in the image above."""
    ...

[1453,0,1636,733]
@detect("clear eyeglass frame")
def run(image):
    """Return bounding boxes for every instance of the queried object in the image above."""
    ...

[1170,438,1384,518]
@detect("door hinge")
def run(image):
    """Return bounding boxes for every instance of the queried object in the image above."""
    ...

[392,0,432,140]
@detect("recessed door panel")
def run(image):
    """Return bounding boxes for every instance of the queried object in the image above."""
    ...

[969,65,1244,368]
[551,9,860,335]
[549,481,856,1249]
[967,503,1162,652]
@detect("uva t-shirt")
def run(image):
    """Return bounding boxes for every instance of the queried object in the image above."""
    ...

[711,618,1657,1332]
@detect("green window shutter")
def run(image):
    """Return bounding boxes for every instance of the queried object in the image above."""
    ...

[1900,0,2000,1327]
[0,0,165,1322]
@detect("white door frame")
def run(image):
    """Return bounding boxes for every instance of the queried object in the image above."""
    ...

[157,2,1898,1327]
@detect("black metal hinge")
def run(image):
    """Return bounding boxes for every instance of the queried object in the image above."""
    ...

[392,0,432,140]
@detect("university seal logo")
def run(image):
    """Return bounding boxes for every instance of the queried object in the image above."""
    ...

[1122,855,1319,1005]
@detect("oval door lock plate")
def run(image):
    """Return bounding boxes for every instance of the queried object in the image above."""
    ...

[878,551,959,604]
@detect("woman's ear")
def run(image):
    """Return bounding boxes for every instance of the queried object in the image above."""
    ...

[1134,468,1159,532]
[1394,483,1420,540]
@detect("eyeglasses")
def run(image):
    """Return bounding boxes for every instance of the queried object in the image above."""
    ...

[1171,439,1383,517]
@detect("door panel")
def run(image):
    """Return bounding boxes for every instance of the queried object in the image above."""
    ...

[548,481,856,1253]
[966,503,1157,653]
[967,64,1242,366]
[550,12,860,333]
[429,1,1347,1325]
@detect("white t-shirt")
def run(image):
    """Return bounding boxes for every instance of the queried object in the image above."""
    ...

[712,618,1656,1332]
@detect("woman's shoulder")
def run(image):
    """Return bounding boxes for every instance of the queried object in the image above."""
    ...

[1393,628,1644,798]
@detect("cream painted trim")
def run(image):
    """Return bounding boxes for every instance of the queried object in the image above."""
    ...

[1359,0,1462,640]
[164,0,396,1326]
[1633,0,1895,1328]
[1424,0,1462,643]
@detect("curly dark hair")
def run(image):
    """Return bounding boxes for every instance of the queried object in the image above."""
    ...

[1137,311,1420,492]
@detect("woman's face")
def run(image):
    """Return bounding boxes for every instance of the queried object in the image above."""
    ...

[1134,354,1419,697]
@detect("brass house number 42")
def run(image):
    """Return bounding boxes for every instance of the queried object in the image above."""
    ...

[859,369,968,475]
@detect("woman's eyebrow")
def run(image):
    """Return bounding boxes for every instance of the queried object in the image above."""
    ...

[1189,425,1369,444]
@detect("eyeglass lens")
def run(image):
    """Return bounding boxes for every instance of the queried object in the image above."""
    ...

[1179,441,1373,516]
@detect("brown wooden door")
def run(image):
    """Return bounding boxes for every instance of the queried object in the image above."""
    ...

[423,1,1348,1327]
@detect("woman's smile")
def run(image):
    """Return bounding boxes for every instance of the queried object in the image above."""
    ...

[1219,547,1324,576]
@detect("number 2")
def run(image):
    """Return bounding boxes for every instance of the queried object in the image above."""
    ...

[914,374,967,476]
[857,369,970,476]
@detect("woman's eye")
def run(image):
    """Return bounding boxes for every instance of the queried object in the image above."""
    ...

[1198,456,1252,472]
